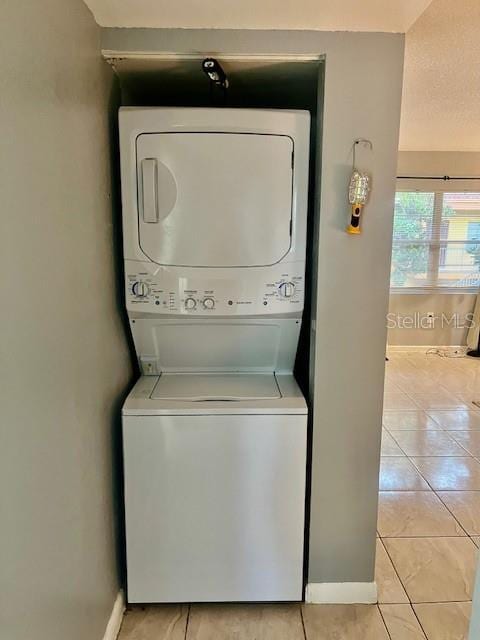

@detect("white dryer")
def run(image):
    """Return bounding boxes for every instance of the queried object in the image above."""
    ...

[119,108,310,602]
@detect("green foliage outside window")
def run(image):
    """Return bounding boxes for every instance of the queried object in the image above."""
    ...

[391,192,432,287]
[466,221,480,270]
[391,192,456,288]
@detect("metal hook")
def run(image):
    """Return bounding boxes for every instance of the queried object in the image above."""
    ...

[352,138,373,170]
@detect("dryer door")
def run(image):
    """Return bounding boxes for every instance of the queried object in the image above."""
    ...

[136,132,293,267]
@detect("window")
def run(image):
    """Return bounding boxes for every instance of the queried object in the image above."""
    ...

[391,191,480,292]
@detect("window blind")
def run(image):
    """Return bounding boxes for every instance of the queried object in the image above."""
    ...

[391,190,480,292]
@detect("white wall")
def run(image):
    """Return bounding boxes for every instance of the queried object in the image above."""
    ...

[388,151,480,347]
[84,0,431,31]
[0,2,132,639]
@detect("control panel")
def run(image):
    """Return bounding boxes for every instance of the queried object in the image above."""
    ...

[125,261,304,316]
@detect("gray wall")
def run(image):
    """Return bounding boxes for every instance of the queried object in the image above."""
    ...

[308,34,403,584]
[0,2,132,639]
[102,28,404,586]
[397,151,480,177]
[388,293,475,346]
[389,151,480,347]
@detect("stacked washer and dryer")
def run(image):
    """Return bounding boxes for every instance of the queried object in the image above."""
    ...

[119,108,310,603]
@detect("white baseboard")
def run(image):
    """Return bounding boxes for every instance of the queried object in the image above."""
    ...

[102,591,125,640]
[305,582,377,604]
[387,345,464,352]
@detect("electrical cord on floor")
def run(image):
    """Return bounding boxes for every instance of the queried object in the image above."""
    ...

[425,347,468,358]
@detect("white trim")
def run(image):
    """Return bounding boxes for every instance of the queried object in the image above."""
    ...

[102,50,322,62]
[305,582,377,604]
[396,178,480,193]
[102,591,125,640]
[390,287,479,295]
[387,345,464,352]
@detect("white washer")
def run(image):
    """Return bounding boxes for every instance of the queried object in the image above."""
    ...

[123,373,307,603]
[119,108,310,602]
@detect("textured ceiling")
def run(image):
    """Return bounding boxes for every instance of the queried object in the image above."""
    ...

[83,0,432,31]
[400,0,480,151]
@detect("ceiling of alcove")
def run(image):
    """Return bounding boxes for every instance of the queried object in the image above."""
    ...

[83,0,432,32]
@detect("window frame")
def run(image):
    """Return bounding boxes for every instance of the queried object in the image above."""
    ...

[391,179,480,295]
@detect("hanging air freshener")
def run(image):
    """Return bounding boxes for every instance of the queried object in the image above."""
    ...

[347,139,372,234]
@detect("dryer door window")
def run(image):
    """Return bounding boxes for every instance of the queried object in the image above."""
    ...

[136,132,293,267]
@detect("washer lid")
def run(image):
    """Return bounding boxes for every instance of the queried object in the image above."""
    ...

[150,373,281,401]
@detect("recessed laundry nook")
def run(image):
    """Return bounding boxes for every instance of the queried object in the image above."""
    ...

[105,36,403,610]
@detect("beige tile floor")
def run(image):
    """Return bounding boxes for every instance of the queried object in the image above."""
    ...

[377,352,480,639]
[118,352,480,640]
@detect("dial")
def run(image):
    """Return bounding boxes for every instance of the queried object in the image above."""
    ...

[185,297,197,310]
[278,282,296,298]
[202,297,215,310]
[132,281,149,298]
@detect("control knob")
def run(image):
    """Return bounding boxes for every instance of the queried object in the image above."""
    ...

[202,297,215,310]
[132,281,149,298]
[185,297,197,310]
[278,282,296,298]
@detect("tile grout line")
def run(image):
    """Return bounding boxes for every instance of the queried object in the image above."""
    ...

[399,451,437,493]
[184,604,191,640]
[385,361,480,414]
[400,411,477,512]
[428,488,471,538]
[387,427,474,452]
[404,454,444,493]
[410,600,473,604]
[380,534,478,548]
[376,604,393,640]
[406,449,480,492]
[380,534,467,539]
[383,429,409,457]
[409,603,430,640]
[299,602,308,640]
[383,361,436,628]
[445,431,479,457]
[377,537,411,606]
